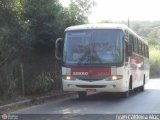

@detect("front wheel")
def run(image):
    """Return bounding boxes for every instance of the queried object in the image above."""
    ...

[121,78,132,98]
[121,91,129,98]
[78,91,87,99]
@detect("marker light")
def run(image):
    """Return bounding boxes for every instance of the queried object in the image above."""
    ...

[105,75,123,81]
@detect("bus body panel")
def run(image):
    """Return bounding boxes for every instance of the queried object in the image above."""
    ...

[130,53,144,88]
[60,24,149,95]
[62,66,129,92]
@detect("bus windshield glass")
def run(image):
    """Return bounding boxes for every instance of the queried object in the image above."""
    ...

[63,29,123,65]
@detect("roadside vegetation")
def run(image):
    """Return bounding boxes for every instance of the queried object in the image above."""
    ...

[0,0,94,101]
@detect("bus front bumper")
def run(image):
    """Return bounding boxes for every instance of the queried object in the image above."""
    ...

[62,79,127,92]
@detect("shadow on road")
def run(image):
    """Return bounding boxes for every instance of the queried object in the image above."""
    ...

[72,89,157,102]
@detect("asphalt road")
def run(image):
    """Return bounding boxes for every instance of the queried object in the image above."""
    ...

[11,79,160,120]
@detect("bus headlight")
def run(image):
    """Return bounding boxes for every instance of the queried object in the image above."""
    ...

[110,75,123,80]
[63,75,76,80]
[105,75,123,80]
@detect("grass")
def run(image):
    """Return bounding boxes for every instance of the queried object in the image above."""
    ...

[149,47,160,64]
[149,46,160,78]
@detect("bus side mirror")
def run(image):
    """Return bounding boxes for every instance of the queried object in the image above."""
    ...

[55,38,63,60]
[128,44,133,56]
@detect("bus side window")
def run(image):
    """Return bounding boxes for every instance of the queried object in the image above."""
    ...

[137,39,141,54]
[147,46,149,58]
[134,37,137,53]
[141,42,143,55]
[144,45,146,57]
[132,35,134,52]
[144,45,147,57]
[129,34,134,52]
[142,43,144,56]
[125,42,129,61]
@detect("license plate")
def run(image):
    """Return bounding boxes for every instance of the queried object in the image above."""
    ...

[86,89,96,92]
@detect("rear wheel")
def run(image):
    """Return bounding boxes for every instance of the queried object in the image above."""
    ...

[78,91,87,99]
[139,85,144,91]
[139,76,145,91]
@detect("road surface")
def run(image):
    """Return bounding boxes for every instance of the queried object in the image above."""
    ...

[11,79,160,120]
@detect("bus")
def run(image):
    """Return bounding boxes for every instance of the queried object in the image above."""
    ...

[55,24,150,98]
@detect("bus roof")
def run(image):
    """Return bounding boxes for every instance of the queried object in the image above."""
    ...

[65,23,148,45]
[65,23,128,31]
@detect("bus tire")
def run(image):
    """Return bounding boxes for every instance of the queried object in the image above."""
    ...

[139,85,144,91]
[121,91,129,98]
[78,91,87,99]
[139,76,145,91]
[121,78,132,98]
[129,77,132,90]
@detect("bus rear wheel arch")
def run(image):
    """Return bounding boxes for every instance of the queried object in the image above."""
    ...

[129,76,133,90]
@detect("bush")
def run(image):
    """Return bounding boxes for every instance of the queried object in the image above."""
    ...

[30,72,55,94]
[0,62,20,99]
[149,46,160,78]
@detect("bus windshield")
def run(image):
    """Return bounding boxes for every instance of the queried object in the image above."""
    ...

[63,29,123,65]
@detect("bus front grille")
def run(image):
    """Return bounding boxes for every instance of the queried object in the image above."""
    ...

[76,85,106,88]
[76,76,105,81]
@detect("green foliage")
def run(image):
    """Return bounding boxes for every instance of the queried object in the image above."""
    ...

[0,0,25,98]
[149,47,160,63]
[22,0,64,48]
[30,72,55,94]
[0,0,95,99]
[63,0,95,26]
[149,46,160,78]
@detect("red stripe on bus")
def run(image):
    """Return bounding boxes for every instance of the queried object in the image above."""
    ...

[71,68,111,76]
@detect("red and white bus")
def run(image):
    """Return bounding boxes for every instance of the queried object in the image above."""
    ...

[55,24,150,98]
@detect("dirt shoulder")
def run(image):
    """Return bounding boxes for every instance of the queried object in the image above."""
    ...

[0,91,75,113]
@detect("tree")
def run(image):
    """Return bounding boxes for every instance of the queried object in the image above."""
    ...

[0,0,24,97]
[0,0,24,66]
[22,0,65,50]
[63,0,95,26]
[0,0,96,98]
